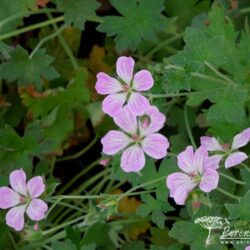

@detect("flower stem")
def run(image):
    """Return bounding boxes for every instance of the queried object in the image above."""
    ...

[219,172,245,185]
[145,32,184,58]
[29,25,67,59]
[57,135,98,162]
[0,16,64,40]
[216,187,240,201]
[204,61,234,85]
[184,105,197,149]
[241,163,250,174]
[46,12,78,70]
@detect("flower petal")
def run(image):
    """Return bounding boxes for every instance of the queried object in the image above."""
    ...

[27,177,45,198]
[139,106,166,136]
[177,146,195,174]
[231,128,250,150]
[199,168,219,192]
[200,136,223,151]
[204,154,223,169]
[133,70,154,91]
[102,93,127,116]
[95,72,123,94]
[166,173,197,205]
[141,133,169,159]
[127,92,150,115]
[0,187,21,209]
[116,56,134,84]
[26,199,48,221]
[6,205,26,231]
[121,145,145,172]
[113,106,137,134]
[101,130,132,155]
[10,169,27,196]
[225,152,248,168]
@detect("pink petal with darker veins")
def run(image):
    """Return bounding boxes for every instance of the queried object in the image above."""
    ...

[113,106,137,134]
[116,56,134,84]
[166,173,197,205]
[27,176,45,198]
[26,199,48,221]
[193,146,208,175]
[6,205,26,231]
[225,152,248,168]
[141,133,169,159]
[204,154,223,169]
[200,136,223,151]
[199,168,219,192]
[102,93,126,116]
[127,92,150,115]
[95,72,123,94]
[139,106,166,136]
[133,70,154,91]
[10,169,27,196]
[101,130,132,155]
[177,146,195,174]
[0,187,21,209]
[121,145,145,172]
[231,128,250,150]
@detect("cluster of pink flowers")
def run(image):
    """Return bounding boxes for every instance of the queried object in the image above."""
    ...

[0,169,48,231]
[96,56,169,172]
[96,56,250,205]
[167,129,250,205]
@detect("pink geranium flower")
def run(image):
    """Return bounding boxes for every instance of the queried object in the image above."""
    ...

[200,128,250,168]
[0,169,48,231]
[101,106,169,172]
[166,146,219,205]
[95,56,153,116]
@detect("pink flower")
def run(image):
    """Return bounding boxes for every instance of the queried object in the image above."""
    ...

[101,106,169,172]
[200,128,250,168]
[166,146,219,205]
[0,169,48,231]
[245,246,250,250]
[95,56,153,116]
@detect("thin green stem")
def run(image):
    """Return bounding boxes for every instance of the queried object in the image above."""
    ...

[42,215,86,236]
[241,163,250,174]
[74,168,111,195]
[0,9,62,31]
[58,158,101,194]
[216,187,240,201]
[184,105,197,149]
[145,32,184,58]
[240,7,250,14]
[0,16,64,41]
[57,135,98,162]
[219,172,245,185]
[204,61,234,85]
[29,25,66,59]
[118,175,167,201]
[46,13,78,70]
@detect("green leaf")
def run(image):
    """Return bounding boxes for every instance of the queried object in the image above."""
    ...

[121,241,145,250]
[0,46,59,91]
[225,191,250,220]
[52,239,77,250]
[0,0,36,34]
[207,85,247,125]
[21,70,90,151]
[164,69,191,93]
[137,194,173,229]
[56,0,100,30]
[97,0,165,52]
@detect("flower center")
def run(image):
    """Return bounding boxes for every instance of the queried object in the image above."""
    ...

[123,84,130,92]
[221,143,230,151]
[188,171,201,182]
[132,134,141,143]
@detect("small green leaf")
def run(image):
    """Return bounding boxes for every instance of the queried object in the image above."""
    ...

[56,0,100,30]
[97,0,165,51]
[0,46,59,91]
